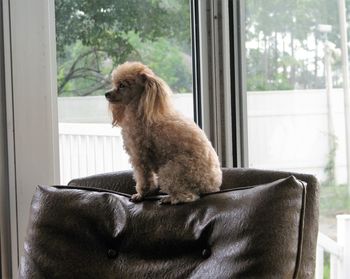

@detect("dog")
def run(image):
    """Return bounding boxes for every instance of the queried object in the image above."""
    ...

[105,61,222,204]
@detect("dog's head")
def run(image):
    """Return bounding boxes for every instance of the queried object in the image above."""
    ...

[105,61,173,126]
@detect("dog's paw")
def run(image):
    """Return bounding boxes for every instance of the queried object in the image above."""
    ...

[159,196,173,205]
[130,193,144,203]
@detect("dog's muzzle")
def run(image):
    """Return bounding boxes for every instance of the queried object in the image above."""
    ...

[105,89,114,100]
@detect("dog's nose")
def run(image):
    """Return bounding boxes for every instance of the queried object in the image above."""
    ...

[105,89,114,99]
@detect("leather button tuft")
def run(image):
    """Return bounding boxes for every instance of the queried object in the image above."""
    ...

[107,249,118,259]
[202,248,211,259]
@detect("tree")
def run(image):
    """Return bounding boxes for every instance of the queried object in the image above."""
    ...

[245,0,350,91]
[55,0,192,96]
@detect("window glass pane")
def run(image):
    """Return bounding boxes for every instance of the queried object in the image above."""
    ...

[55,0,193,184]
[244,0,350,247]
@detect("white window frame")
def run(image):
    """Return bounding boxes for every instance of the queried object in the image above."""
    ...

[1,0,59,277]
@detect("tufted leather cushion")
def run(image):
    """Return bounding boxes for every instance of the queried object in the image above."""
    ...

[67,168,319,278]
[20,175,307,279]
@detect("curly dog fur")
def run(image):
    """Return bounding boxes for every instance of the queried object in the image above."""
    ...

[105,61,222,204]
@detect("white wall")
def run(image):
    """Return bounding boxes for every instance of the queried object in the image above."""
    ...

[247,89,346,183]
[58,94,194,123]
[58,89,348,184]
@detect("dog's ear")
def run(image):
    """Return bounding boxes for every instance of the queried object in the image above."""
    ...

[135,72,148,86]
[138,71,173,123]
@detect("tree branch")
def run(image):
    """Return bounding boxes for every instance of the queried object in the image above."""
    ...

[57,48,111,95]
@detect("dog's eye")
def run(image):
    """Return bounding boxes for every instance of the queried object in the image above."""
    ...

[119,83,126,89]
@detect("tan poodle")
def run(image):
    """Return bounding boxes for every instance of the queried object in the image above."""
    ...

[105,61,222,204]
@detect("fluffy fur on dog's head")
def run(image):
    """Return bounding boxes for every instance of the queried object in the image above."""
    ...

[105,61,174,126]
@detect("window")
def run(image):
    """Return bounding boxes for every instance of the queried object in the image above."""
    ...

[55,0,194,184]
[4,0,348,277]
[243,0,350,275]
[1,0,195,276]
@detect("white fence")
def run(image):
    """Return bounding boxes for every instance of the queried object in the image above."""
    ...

[316,215,350,279]
[59,123,130,184]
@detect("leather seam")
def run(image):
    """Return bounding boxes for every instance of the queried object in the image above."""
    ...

[43,184,257,200]
[293,179,307,279]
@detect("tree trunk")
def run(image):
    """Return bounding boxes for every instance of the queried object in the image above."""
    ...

[264,35,268,82]
[274,32,278,75]
[314,35,318,87]
[290,32,296,88]
[282,33,287,77]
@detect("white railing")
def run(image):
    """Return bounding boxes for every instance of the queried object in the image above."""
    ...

[59,123,131,184]
[316,215,350,279]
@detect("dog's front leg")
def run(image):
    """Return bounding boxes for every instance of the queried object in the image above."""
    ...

[130,164,157,202]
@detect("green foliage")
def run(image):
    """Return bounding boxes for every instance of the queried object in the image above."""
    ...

[246,48,295,91]
[57,41,113,96]
[55,0,192,96]
[245,0,350,91]
[247,74,293,91]
[323,134,338,186]
[56,0,350,95]
[320,183,349,279]
[56,0,190,58]
[320,183,350,217]
[323,254,330,279]
[125,32,192,92]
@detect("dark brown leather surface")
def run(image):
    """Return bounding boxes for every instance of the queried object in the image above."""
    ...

[69,170,136,194]
[20,174,310,279]
[68,167,319,278]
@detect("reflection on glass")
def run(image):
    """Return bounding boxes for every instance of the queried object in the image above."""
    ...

[55,0,193,184]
